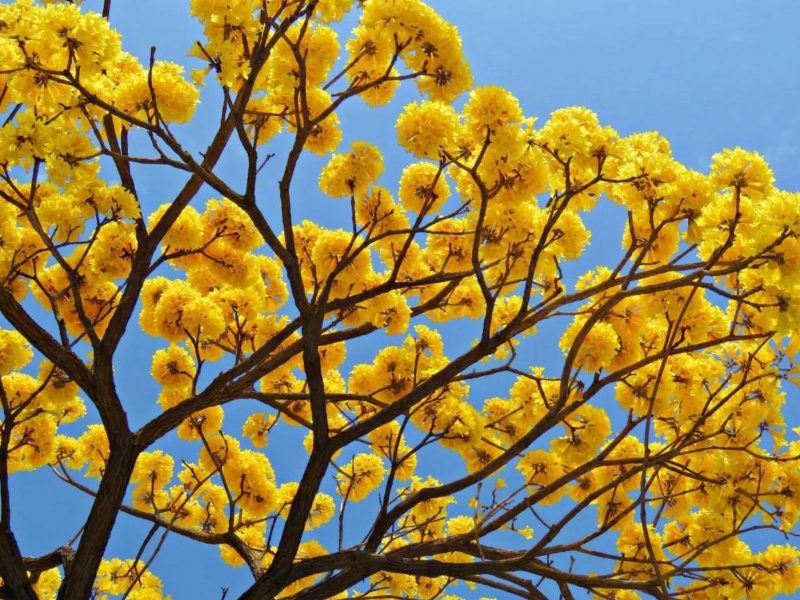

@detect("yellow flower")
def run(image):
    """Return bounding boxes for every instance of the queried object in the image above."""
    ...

[148,204,204,252]
[710,147,774,197]
[319,141,384,198]
[303,87,343,155]
[516,449,565,498]
[76,424,110,479]
[760,545,800,596]
[398,162,450,214]
[538,106,617,172]
[229,450,278,518]
[463,86,523,132]
[131,450,174,488]
[116,60,199,123]
[550,404,611,465]
[396,100,460,159]
[315,0,354,22]
[560,318,620,372]
[517,526,534,540]
[365,290,411,335]
[446,515,476,536]
[242,412,275,448]
[150,345,196,387]
[337,453,385,502]
[0,329,32,374]
[308,492,336,529]
[32,567,61,600]
[615,522,667,581]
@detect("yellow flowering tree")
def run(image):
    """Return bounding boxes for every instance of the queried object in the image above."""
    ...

[0,1,799,599]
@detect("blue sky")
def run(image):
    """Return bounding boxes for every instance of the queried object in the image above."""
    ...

[9,0,800,598]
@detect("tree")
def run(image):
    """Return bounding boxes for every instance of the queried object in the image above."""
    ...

[0,0,799,598]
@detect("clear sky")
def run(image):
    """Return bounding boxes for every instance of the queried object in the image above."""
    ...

[10,1,800,598]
